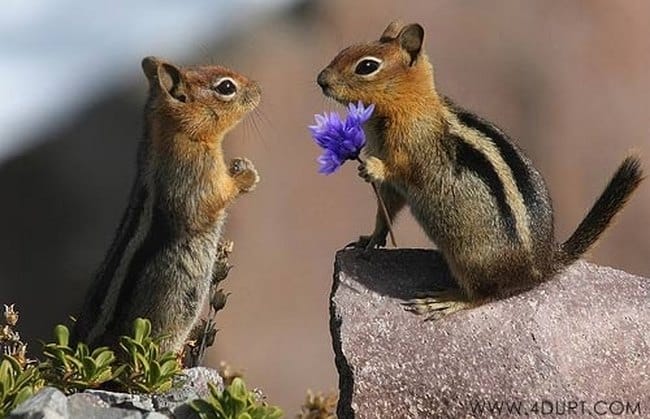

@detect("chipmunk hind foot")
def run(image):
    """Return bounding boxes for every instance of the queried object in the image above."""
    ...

[403,287,476,321]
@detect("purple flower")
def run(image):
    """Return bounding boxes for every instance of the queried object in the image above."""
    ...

[309,101,375,174]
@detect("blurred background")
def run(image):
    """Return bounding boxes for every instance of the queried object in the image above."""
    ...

[1,0,649,413]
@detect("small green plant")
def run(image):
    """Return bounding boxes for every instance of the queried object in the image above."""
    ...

[190,377,282,419]
[40,324,120,394]
[38,318,182,395]
[0,356,44,416]
[115,318,182,393]
[0,305,44,417]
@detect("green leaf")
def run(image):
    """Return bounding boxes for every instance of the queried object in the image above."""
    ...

[148,361,161,385]
[133,318,151,343]
[14,369,36,389]
[12,386,33,408]
[93,350,115,368]
[90,346,111,358]
[75,343,89,358]
[121,338,147,358]
[266,406,283,419]
[158,359,180,377]
[54,325,70,347]
[134,352,150,372]
[154,380,172,393]
[0,360,12,388]
[93,369,113,384]
[3,356,22,373]
[81,357,98,376]
[111,364,127,380]
[228,378,248,402]
[190,399,221,419]
[63,354,84,372]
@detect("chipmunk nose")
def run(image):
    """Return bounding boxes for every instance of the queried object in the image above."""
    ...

[317,70,330,90]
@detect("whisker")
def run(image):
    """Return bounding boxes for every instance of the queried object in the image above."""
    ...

[197,44,215,65]
[239,109,269,152]
[251,110,270,148]
[253,107,273,130]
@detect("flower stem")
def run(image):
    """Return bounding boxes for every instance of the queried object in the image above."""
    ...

[357,157,397,247]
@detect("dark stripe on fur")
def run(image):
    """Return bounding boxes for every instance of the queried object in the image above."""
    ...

[560,156,643,264]
[72,181,147,342]
[105,195,174,334]
[453,108,541,214]
[451,134,519,242]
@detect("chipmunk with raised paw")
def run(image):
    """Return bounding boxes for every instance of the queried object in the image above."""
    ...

[317,20,644,320]
[73,57,260,351]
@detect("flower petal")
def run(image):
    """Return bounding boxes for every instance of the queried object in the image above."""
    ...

[309,102,375,174]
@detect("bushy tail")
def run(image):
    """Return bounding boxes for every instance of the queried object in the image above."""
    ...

[558,156,643,265]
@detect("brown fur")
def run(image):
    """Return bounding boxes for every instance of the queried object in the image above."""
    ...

[73,57,260,352]
[318,21,643,310]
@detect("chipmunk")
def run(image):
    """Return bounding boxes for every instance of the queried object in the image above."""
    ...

[72,57,260,352]
[317,20,644,319]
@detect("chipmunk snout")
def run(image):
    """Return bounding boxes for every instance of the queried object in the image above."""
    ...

[317,69,331,90]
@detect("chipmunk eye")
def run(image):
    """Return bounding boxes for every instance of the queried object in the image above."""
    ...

[354,57,382,76]
[213,78,238,98]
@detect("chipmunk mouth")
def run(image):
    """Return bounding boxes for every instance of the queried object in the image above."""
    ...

[318,84,346,104]
[320,85,333,97]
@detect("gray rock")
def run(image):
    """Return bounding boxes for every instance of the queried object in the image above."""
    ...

[178,366,224,398]
[80,367,222,417]
[68,392,143,419]
[8,367,223,418]
[331,248,650,418]
[156,367,223,407]
[8,387,68,419]
[156,367,223,418]
[84,390,154,412]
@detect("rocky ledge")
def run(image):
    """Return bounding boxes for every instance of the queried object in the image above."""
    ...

[330,249,650,418]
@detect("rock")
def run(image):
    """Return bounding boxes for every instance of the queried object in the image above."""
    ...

[153,367,223,418]
[84,390,154,412]
[84,367,223,417]
[330,248,650,418]
[68,392,144,419]
[9,367,224,418]
[8,387,68,419]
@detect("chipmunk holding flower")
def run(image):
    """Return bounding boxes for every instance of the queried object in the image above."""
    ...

[317,20,643,318]
[72,57,260,352]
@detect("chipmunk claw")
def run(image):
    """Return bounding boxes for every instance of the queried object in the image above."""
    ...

[357,156,387,184]
[345,234,386,250]
[357,163,373,183]
[403,288,472,320]
[229,157,259,192]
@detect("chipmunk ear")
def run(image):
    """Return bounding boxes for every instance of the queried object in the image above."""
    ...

[379,19,404,41]
[141,56,187,102]
[397,23,425,66]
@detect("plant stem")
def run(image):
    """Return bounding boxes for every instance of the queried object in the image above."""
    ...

[357,157,397,247]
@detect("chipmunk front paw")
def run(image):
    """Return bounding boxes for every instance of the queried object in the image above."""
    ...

[358,156,387,183]
[229,157,259,192]
[346,233,386,250]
